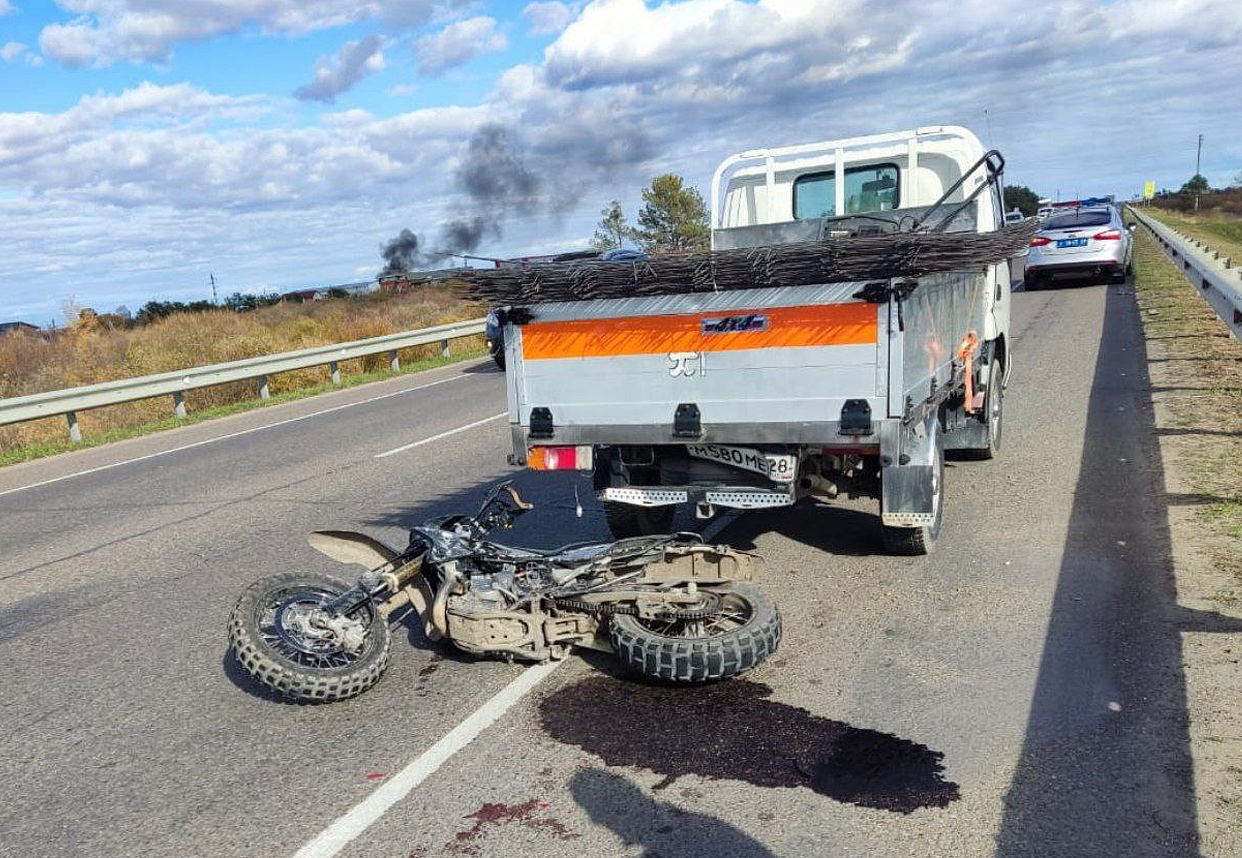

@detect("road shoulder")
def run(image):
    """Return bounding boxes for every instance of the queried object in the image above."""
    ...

[1133,228,1242,858]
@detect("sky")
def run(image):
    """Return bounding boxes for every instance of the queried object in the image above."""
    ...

[1,0,1240,325]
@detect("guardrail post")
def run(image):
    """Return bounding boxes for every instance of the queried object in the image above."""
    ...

[389,350,400,372]
[258,375,270,400]
[329,360,341,386]
[440,339,450,359]
[172,390,186,419]
[66,411,81,443]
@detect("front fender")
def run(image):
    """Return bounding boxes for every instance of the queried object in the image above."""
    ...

[308,531,399,569]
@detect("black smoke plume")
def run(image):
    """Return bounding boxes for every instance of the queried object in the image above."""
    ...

[379,228,422,277]
[378,124,544,276]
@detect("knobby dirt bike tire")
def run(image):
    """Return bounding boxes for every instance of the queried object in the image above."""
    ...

[608,582,781,683]
[229,571,392,703]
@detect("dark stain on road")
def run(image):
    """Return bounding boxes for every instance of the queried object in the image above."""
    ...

[445,798,579,855]
[417,652,443,678]
[540,676,959,814]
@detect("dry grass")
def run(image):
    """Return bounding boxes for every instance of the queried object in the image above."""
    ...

[1131,226,1242,590]
[0,287,483,455]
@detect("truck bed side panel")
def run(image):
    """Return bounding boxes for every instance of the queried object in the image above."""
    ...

[896,270,989,411]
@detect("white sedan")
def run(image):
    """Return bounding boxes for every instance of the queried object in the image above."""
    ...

[1024,207,1135,288]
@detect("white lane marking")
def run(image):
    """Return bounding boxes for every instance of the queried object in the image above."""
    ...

[288,512,739,858]
[374,412,507,459]
[290,659,564,858]
[0,373,477,499]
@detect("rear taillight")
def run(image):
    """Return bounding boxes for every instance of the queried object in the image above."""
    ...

[1093,229,1122,241]
[527,445,593,471]
[1030,235,1052,247]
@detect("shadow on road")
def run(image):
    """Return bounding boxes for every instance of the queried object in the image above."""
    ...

[993,274,1242,856]
[713,501,882,556]
[570,768,779,858]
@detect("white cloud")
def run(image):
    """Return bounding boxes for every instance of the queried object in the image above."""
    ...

[415,15,507,76]
[523,1,577,35]
[0,40,46,67]
[37,0,460,67]
[295,35,386,103]
[3,0,1242,320]
[0,0,13,16]
[0,82,487,212]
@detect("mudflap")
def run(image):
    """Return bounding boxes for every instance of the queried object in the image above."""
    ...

[881,417,938,527]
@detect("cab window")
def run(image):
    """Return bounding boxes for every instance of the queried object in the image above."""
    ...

[793,163,900,219]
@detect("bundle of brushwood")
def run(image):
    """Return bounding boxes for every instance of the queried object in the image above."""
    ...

[460,220,1037,305]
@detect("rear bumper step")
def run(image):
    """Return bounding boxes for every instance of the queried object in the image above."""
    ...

[601,486,794,510]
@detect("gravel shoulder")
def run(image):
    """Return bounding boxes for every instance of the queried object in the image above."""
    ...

[1131,225,1242,857]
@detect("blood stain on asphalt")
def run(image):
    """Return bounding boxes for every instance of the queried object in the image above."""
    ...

[417,653,444,678]
[445,799,579,855]
[539,676,960,814]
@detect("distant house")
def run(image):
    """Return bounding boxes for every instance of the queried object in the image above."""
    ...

[0,321,38,337]
[280,288,322,303]
[379,267,471,294]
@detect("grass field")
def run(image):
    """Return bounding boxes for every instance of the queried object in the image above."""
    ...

[0,287,483,463]
[1145,206,1242,267]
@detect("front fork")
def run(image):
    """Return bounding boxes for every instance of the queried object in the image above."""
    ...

[321,548,442,641]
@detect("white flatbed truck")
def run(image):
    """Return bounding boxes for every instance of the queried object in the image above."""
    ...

[500,126,1016,554]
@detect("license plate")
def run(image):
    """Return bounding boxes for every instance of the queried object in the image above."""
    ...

[1056,237,1087,248]
[685,444,796,483]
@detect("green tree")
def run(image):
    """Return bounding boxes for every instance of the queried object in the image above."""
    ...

[590,200,635,251]
[634,174,709,253]
[1003,184,1041,217]
[1180,174,1210,194]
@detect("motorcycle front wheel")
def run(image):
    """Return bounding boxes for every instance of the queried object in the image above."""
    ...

[609,582,781,683]
[228,572,392,703]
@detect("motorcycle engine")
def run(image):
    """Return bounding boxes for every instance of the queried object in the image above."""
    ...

[444,560,596,662]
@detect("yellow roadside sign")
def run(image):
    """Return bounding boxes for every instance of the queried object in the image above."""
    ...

[1143,180,1156,200]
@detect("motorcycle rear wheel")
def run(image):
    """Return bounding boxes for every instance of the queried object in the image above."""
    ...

[228,572,392,703]
[609,582,781,683]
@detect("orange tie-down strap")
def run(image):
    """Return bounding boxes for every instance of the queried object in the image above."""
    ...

[956,330,980,413]
[521,302,878,360]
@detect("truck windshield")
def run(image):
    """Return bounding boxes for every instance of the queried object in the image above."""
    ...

[793,163,900,219]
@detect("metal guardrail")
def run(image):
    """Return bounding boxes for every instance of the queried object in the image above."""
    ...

[1128,205,1242,343]
[0,317,486,442]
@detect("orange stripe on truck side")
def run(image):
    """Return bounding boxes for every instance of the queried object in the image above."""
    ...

[522,302,877,360]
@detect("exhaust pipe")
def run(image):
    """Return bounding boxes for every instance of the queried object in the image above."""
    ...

[799,474,839,499]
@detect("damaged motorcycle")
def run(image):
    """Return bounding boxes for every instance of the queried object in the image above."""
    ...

[228,482,781,702]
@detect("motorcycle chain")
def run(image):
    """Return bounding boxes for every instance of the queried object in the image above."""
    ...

[552,594,722,621]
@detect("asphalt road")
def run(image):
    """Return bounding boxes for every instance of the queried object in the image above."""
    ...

[0,283,1207,858]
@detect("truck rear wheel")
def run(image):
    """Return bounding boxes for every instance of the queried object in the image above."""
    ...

[880,434,944,556]
[603,502,676,538]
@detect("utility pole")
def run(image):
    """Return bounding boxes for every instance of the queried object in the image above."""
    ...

[210,273,218,305]
[1194,133,1203,212]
